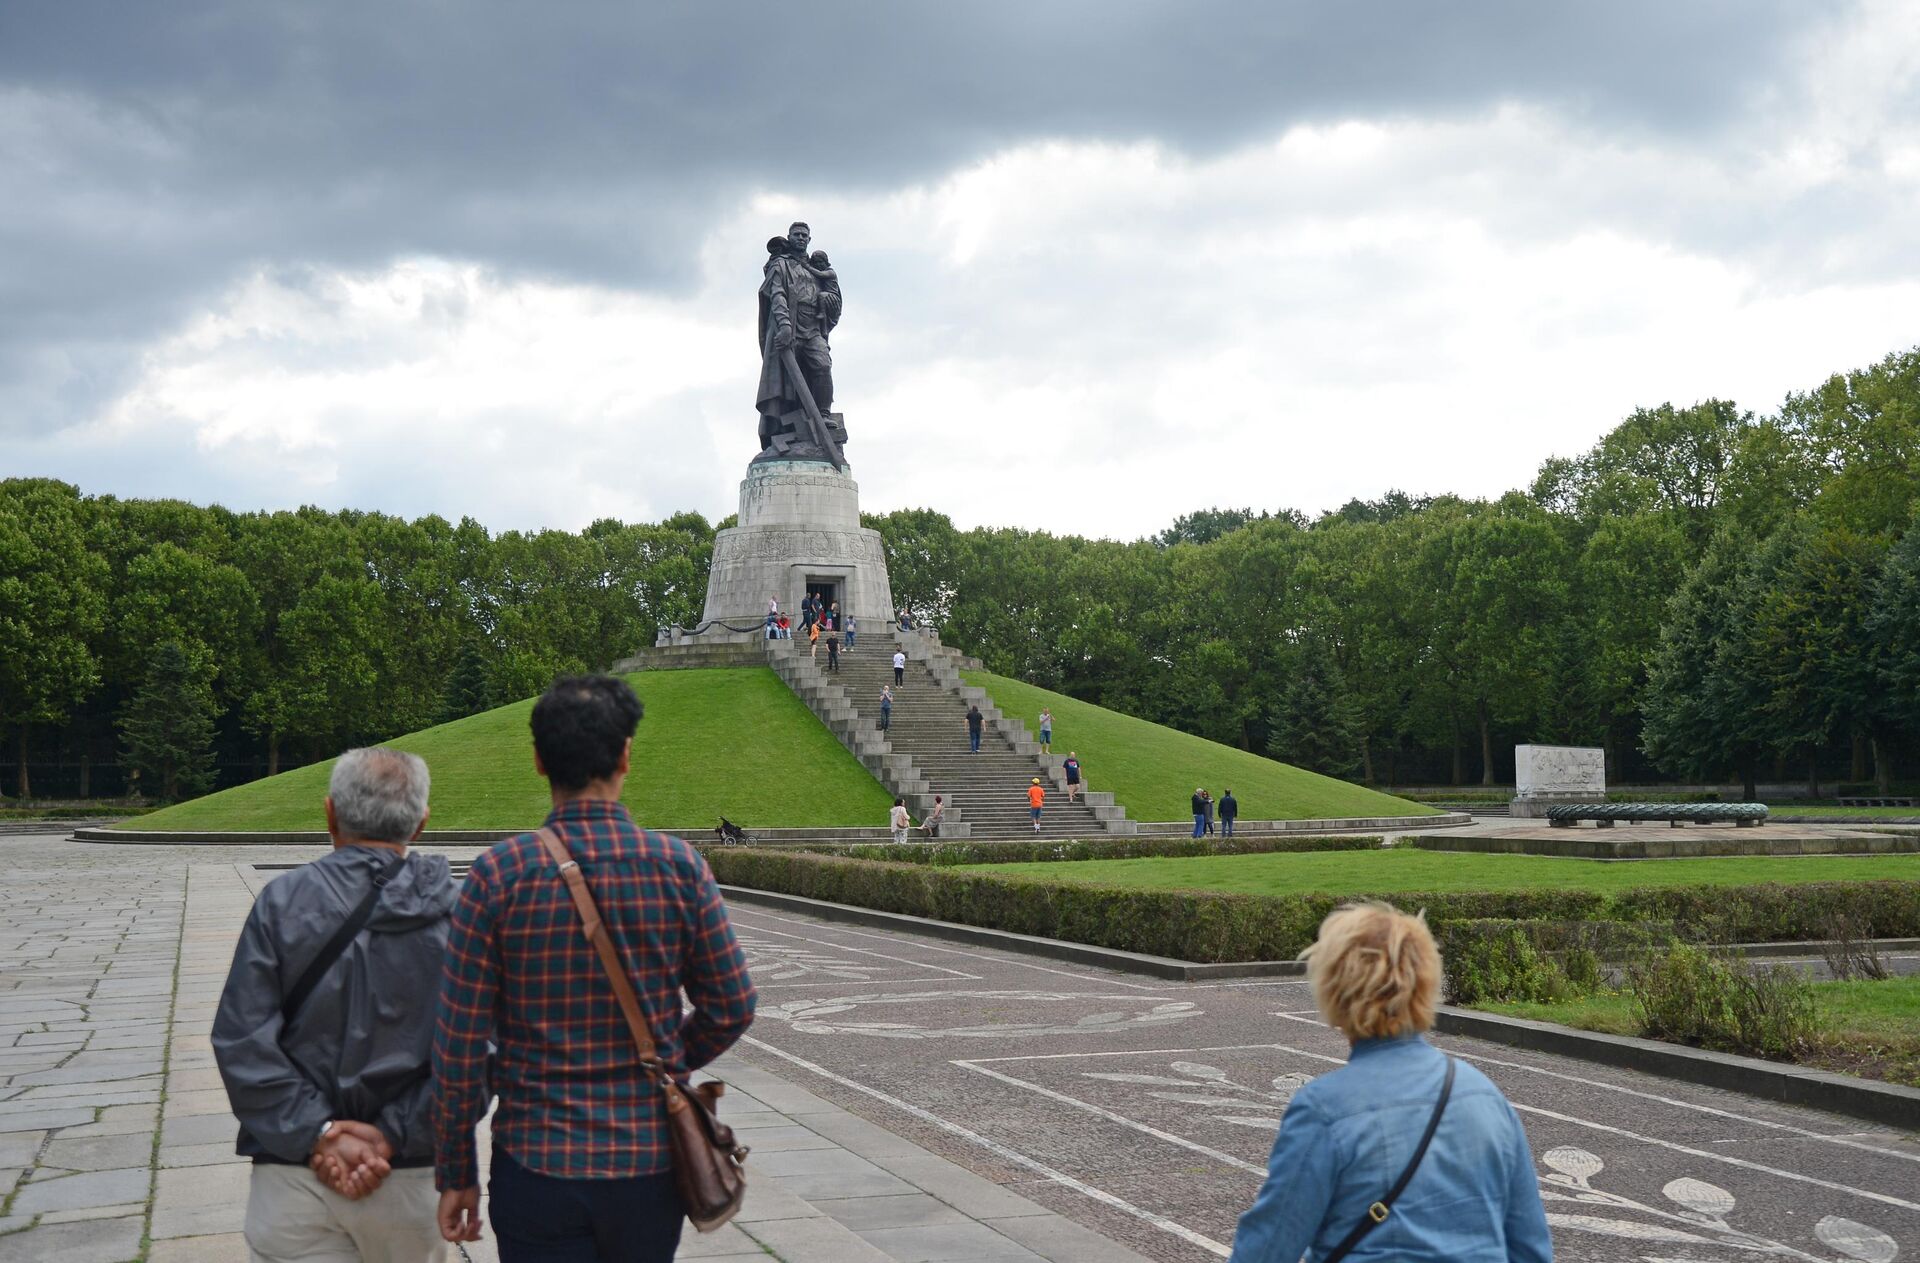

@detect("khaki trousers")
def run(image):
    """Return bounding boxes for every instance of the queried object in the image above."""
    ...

[245,1164,448,1263]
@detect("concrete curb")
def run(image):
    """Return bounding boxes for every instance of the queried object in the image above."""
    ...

[1734,937,1920,958]
[1434,1006,1920,1131]
[718,885,1304,981]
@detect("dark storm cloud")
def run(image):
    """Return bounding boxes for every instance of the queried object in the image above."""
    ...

[0,1,1824,432]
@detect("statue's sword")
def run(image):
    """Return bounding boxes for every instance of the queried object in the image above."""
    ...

[781,345,847,470]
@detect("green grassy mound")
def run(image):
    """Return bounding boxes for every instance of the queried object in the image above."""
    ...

[962,669,1439,822]
[125,668,894,833]
[967,848,1920,896]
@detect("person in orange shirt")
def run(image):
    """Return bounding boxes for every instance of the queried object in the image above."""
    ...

[1027,778,1046,833]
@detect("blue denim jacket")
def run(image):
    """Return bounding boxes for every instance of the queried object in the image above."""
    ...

[1229,1035,1553,1262]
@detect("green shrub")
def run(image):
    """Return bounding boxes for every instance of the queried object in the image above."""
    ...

[1614,881,1920,943]
[1444,925,1577,1005]
[801,835,1383,867]
[1436,919,1645,1004]
[0,805,158,820]
[1627,942,1815,1061]
[704,849,1920,965]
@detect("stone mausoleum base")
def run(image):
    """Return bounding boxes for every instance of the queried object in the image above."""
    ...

[1410,824,1918,860]
[690,460,896,641]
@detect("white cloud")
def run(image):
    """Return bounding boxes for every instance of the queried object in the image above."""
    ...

[10,5,1920,539]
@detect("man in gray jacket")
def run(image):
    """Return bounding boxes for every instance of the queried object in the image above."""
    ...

[213,747,456,1263]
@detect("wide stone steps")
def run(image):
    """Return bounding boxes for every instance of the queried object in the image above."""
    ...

[766,628,1130,839]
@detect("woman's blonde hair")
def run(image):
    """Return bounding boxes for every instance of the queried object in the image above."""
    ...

[1301,901,1440,1039]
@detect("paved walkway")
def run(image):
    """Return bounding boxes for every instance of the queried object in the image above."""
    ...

[9,831,1920,1262]
[0,836,1146,1263]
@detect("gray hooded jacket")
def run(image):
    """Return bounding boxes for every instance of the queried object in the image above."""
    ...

[212,846,456,1165]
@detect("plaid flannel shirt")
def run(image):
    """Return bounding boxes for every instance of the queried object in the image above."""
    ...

[430,798,756,1189]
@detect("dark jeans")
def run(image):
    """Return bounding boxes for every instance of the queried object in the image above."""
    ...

[893,666,904,685]
[1222,818,1235,836]
[489,1148,683,1263]
[969,729,982,752]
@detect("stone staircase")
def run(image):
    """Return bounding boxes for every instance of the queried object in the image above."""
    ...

[767,627,1133,840]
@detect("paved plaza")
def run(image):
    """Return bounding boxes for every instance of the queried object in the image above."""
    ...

[4,831,1918,1262]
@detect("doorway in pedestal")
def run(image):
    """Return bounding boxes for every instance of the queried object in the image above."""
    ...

[806,578,840,621]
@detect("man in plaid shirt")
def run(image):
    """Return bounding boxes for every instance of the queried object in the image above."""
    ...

[430,676,756,1259]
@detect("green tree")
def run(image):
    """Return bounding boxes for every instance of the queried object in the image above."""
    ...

[278,575,397,755]
[1416,497,1570,784]
[120,641,219,802]
[232,509,362,772]
[1558,512,1690,775]
[1868,518,1920,782]
[1536,400,1751,545]
[0,480,109,796]
[1641,532,1769,798]
[1784,346,1920,538]
[1744,522,1887,794]
[865,508,961,626]
[119,543,261,696]
[1267,635,1364,777]
[1155,507,1305,547]
[438,636,493,724]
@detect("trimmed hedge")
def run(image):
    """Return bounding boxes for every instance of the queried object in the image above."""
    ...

[0,805,156,820]
[791,835,1383,867]
[705,848,1920,963]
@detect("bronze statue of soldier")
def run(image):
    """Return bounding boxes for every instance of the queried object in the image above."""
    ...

[755,221,847,466]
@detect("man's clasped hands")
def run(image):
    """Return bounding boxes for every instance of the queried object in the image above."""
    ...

[310,1120,394,1199]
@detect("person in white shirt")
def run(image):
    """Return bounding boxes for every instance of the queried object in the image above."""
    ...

[892,649,906,686]
[889,799,912,844]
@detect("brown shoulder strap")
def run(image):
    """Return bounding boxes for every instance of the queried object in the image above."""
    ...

[536,827,663,1077]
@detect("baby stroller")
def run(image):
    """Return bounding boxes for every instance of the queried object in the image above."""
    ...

[714,817,753,846]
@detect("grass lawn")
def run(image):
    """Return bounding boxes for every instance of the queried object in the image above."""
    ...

[967,847,1920,896]
[1478,976,1920,1087]
[125,667,894,833]
[960,669,1437,823]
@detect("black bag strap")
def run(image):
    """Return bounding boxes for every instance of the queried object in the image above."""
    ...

[1322,1055,1456,1263]
[282,849,410,1024]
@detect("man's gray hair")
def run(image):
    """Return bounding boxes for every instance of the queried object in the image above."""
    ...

[329,748,431,842]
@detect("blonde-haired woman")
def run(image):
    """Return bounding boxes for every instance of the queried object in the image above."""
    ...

[1229,902,1552,1262]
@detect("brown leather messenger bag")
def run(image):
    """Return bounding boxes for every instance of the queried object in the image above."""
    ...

[536,827,750,1232]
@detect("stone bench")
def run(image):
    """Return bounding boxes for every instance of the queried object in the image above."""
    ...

[1546,802,1769,829]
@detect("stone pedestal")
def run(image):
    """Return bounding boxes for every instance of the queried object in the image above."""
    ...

[695,461,896,637]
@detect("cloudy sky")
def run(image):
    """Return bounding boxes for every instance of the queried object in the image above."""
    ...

[4,2,1918,539]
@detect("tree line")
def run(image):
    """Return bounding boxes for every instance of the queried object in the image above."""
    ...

[876,346,1920,794]
[3,343,1915,801]
[0,491,712,798]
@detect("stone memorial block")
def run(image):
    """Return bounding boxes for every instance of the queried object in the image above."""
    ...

[1510,744,1605,817]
